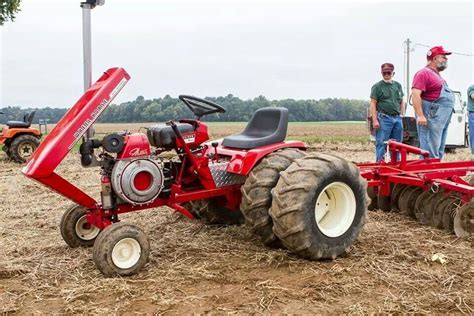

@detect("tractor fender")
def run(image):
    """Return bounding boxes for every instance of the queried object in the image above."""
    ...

[212,140,307,176]
[2,128,41,139]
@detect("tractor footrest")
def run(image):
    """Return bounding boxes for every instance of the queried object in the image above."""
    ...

[209,162,246,187]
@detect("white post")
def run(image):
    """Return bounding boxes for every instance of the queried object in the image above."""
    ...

[404,38,411,105]
[81,3,92,92]
[80,1,104,141]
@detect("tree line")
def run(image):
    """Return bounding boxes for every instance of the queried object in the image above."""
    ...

[0,94,369,124]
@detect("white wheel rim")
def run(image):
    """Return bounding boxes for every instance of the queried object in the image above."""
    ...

[75,215,100,241]
[112,238,141,269]
[315,181,356,238]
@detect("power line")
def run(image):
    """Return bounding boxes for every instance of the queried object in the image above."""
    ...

[414,42,474,57]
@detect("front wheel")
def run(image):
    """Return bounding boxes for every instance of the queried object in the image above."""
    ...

[60,204,101,248]
[93,222,150,277]
[270,153,367,260]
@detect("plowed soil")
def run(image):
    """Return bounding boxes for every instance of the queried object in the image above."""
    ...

[0,123,473,314]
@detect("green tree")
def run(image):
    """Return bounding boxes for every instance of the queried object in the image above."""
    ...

[1,0,21,25]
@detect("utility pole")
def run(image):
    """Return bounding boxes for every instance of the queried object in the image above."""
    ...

[81,0,105,141]
[404,38,411,104]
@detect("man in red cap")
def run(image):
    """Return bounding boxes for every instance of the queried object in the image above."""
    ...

[370,62,405,162]
[411,46,454,158]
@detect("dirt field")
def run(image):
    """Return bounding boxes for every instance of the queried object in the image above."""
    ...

[0,123,473,314]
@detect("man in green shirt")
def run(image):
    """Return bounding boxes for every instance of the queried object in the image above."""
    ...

[370,63,405,161]
[467,85,474,159]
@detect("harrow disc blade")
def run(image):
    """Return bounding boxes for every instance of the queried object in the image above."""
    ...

[422,191,444,226]
[399,186,422,218]
[391,184,408,212]
[432,197,454,230]
[454,202,474,237]
[442,202,458,233]
[414,190,433,223]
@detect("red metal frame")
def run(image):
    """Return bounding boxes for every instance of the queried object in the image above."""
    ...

[359,140,474,202]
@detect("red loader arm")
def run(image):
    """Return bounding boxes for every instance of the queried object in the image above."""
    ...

[22,67,130,208]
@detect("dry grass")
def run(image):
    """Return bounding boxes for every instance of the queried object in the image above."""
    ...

[0,124,473,314]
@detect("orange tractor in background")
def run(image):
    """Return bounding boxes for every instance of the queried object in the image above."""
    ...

[0,111,41,163]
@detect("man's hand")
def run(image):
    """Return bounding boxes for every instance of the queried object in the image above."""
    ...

[417,115,428,126]
[373,119,380,129]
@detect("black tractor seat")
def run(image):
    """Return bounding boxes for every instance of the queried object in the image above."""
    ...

[6,111,35,129]
[147,122,195,148]
[222,107,288,149]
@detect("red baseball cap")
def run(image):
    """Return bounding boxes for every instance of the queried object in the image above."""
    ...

[427,46,452,60]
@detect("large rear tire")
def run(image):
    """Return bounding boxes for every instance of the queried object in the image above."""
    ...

[9,134,40,163]
[240,148,306,247]
[270,153,367,260]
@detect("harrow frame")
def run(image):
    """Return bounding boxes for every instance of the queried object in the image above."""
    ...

[359,140,474,202]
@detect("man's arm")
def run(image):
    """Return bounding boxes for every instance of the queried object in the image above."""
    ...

[411,88,427,126]
[370,98,379,128]
[400,98,406,116]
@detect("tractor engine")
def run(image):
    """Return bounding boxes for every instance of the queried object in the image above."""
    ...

[110,158,164,205]
[87,119,208,207]
[95,132,167,206]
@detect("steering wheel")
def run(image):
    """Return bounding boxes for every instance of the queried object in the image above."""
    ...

[179,95,226,118]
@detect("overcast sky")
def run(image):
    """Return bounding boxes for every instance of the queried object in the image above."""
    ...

[1,0,473,108]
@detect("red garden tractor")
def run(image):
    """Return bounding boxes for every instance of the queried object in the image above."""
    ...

[22,68,368,276]
[0,111,41,163]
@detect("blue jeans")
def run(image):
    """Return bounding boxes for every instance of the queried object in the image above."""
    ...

[469,113,474,154]
[375,113,403,162]
[418,104,453,159]
[417,81,455,159]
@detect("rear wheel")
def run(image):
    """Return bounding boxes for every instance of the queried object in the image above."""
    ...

[9,134,40,163]
[93,222,150,277]
[60,204,101,248]
[270,154,367,260]
[240,148,306,247]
